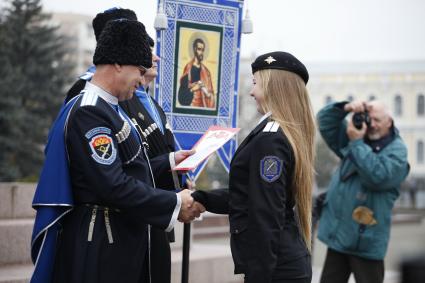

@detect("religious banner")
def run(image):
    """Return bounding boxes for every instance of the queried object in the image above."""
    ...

[155,0,244,181]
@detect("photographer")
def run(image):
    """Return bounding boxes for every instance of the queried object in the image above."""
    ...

[316,100,409,283]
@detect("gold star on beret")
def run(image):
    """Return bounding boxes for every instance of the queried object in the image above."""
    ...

[264,56,276,64]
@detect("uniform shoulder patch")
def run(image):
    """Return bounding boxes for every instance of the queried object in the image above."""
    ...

[260,155,283,183]
[86,127,116,165]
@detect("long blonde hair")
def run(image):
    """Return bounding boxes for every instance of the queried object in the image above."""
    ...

[258,69,315,252]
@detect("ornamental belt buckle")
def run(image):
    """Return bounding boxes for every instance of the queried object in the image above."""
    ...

[352,206,377,226]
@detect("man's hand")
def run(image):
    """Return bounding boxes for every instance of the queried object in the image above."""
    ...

[344,100,367,113]
[178,189,195,223]
[174,149,195,165]
[347,118,367,140]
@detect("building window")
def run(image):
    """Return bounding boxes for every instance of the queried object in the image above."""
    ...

[369,95,376,101]
[418,140,424,164]
[347,95,354,102]
[325,95,333,105]
[418,94,424,116]
[394,95,403,117]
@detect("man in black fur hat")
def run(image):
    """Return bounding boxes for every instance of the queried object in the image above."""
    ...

[63,8,195,283]
[50,19,202,283]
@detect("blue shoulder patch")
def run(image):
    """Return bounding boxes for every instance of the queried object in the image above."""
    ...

[260,156,283,183]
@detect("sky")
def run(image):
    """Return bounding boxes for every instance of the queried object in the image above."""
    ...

[37,0,425,63]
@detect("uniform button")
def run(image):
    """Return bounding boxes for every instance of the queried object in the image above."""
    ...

[235,229,239,234]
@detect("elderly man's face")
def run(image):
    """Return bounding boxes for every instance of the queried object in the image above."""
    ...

[116,65,145,101]
[143,50,160,85]
[366,103,392,140]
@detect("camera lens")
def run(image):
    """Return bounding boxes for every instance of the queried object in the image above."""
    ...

[352,113,365,129]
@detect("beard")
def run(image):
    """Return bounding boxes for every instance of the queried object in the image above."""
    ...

[367,130,381,140]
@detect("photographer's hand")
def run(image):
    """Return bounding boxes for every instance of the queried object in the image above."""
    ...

[344,100,367,113]
[347,118,367,140]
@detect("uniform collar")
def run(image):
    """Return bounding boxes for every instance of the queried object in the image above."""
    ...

[257,112,272,125]
[231,115,271,163]
[134,86,148,99]
[85,82,118,105]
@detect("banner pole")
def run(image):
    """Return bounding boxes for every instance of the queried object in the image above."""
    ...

[181,222,191,283]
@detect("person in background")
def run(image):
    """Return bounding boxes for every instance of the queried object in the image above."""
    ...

[317,99,409,283]
[192,51,315,283]
[119,33,183,283]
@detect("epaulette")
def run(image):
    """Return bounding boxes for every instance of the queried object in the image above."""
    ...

[263,121,279,132]
[80,91,98,107]
[79,65,96,81]
[79,71,94,81]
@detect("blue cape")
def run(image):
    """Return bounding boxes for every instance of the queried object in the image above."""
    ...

[30,96,79,283]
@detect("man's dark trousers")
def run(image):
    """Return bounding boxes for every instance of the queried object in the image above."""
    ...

[320,248,384,283]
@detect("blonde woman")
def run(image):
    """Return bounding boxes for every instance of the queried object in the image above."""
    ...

[192,51,315,283]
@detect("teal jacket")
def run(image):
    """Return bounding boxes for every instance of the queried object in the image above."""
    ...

[317,102,409,260]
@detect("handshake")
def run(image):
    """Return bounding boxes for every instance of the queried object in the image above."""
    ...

[173,150,206,223]
[177,189,206,223]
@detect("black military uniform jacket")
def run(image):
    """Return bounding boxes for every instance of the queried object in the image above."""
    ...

[119,91,179,189]
[52,82,181,283]
[66,80,179,188]
[193,115,311,283]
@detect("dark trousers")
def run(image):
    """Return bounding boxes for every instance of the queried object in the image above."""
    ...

[245,277,311,283]
[272,279,311,283]
[320,248,384,283]
[244,254,312,283]
[149,228,171,283]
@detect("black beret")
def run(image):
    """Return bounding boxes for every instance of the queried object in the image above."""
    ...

[92,8,138,41]
[251,51,309,84]
[93,19,152,69]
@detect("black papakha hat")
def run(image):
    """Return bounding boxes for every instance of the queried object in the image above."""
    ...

[93,19,153,69]
[92,8,138,41]
[251,51,309,84]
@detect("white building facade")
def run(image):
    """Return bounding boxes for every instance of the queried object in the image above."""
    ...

[49,13,96,78]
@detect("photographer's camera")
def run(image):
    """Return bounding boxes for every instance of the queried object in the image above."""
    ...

[352,111,371,129]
